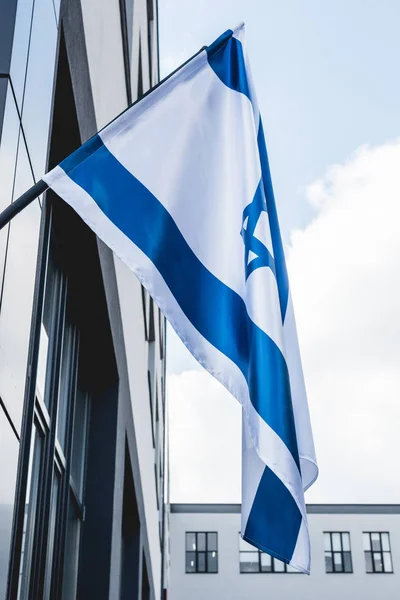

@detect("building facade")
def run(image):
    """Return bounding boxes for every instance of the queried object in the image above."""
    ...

[0,1,167,599]
[169,504,400,600]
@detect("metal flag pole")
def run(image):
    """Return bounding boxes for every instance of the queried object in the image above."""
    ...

[0,45,206,232]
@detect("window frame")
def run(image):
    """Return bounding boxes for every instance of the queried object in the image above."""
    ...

[239,547,299,573]
[363,532,393,574]
[324,531,353,574]
[185,532,218,574]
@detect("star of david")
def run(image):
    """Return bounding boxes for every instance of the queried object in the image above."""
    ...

[240,185,276,280]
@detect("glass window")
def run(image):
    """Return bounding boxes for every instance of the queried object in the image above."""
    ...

[239,535,300,574]
[0,133,40,433]
[20,0,58,179]
[324,532,353,573]
[364,533,393,573]
[0,406,19,599]
[185,533,218,573]
[9,0,35,110]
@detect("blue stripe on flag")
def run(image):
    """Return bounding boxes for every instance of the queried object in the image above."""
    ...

[206,31,251,102]
[257,120,289,321]
[64,137,300,467]
[244,464,302,562]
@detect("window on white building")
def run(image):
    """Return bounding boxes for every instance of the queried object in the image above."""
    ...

[185,532,218,573]
[324,532,353,573]
[363,532,393,573]
[239,535,299,573]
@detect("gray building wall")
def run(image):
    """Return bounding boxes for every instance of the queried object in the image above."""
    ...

[0,1,166,598]
[169,504,400,600]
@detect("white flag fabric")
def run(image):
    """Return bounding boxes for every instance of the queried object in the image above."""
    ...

[43,24,318,573]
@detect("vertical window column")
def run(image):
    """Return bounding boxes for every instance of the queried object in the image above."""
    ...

[185,533,218,573]
[364,532,393,573]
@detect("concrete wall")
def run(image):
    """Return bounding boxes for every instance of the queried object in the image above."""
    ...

[169,506,400,600]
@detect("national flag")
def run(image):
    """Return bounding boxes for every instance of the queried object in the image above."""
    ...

[43,24,318,573]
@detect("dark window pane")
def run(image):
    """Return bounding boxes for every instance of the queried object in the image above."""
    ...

[207,533,217,552]
[373,552,383,572]
[197,552,206,573]
[371,533,381,552]
[365,551,373,573]
[185,552,196,573]
[240,552,259,573]
[325,552,333,573]
[62,492,81,599]
[383,552,393,573]
[207,551,218,573]
[57,322,75,449]
[71,384,89,500]
[0,407,19,598]
[343,551,352,573]
[186,533,196,552]
[197,533,206,551]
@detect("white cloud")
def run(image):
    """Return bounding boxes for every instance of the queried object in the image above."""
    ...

[168,139,400,504]
[289,139,400,502]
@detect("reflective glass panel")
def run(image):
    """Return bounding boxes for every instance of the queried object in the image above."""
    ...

[373,552,383,572]
[197,533,206,552]
[21,0,57,179]
[343,551,352,573]
[381,533,390,552]
[207,533,217,552]
[342,533,350,551]
[365,551,373,573]
[71,385,88,500]
[0,407,19,598]
[62,493,81,600]
[371,533,381,551]
[18,427,43,600]
[323,533,331,551]
[186,533,196,552]
[363,533,371,551]
[9,0,35,109]
[325,552,333,573]
[207,551,218,573]
[332,533,341,551]
[43,471,60,600]
[240,552,259,573]
[57,322,74,449]
[383,552,393,573]
[260,553,272,572]
[185,552,195,573]
[333,552,343,571]
[197,552,206,573]
[0,135,40,432]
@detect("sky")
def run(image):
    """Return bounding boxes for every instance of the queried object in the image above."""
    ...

[159,1,400,504]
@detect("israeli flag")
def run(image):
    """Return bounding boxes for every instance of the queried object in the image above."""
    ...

[43,24,318,573]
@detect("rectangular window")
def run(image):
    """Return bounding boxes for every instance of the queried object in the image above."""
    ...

[185,532,218,573]
[324,532,352,573]
[239,536,299,573]
[363,532,393,573]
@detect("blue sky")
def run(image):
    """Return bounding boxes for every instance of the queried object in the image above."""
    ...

[160,1,400,503]
[160,0,400,238]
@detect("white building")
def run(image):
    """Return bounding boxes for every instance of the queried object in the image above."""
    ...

[169,504,400,600]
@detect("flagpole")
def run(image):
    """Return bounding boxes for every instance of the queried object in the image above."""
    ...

[0,179,48,230]
[0,45,206,232]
